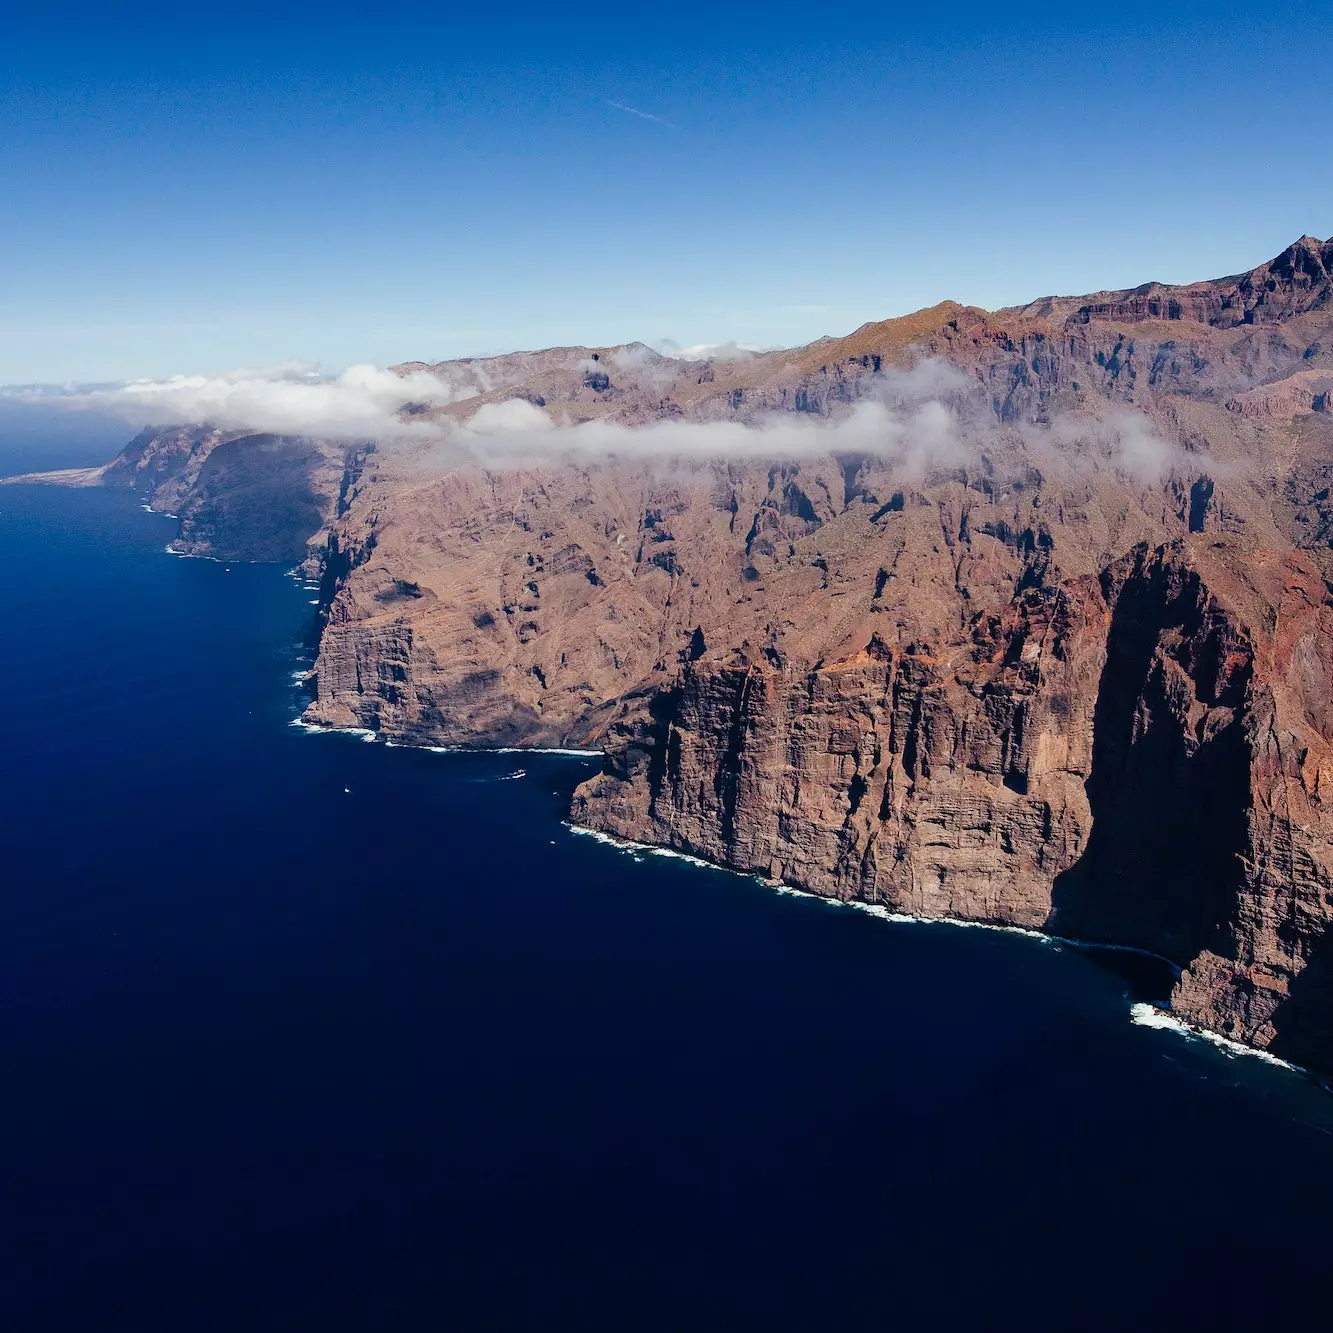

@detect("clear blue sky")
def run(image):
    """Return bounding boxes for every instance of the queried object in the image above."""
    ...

[2,0,1330,382]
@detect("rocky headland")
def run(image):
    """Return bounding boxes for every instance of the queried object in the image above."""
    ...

[16,234,1333,1073]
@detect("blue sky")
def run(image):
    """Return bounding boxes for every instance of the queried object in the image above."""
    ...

[2,0,1330,382]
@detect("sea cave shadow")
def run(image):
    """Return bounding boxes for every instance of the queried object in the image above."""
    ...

[1065,944,1178,1007]
[1046,563,1249,970]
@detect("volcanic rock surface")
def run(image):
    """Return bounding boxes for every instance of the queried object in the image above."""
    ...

[50,233,1333,1072]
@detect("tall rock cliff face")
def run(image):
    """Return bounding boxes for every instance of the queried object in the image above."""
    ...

[572,538,1333,1070]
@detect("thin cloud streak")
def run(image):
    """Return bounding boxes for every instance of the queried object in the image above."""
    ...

[607,100,676,129]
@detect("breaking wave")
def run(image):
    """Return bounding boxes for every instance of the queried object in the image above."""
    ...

[1129,1002,1304,1073]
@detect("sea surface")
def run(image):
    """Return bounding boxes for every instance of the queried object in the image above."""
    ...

[3,434,1333,1331]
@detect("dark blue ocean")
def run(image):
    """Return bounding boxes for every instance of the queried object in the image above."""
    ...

[3,418,1333,1331]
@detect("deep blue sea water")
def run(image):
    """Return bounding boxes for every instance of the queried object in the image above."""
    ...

[3,431,1333,1331]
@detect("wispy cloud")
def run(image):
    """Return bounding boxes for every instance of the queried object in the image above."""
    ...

[448,397,967,474]
[29,355,1212,493]
[653,339,768,363]
[37,363,479,442]
[607,100,676,129]
[1026,408,1211,483]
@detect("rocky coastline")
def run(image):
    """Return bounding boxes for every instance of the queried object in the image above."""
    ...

[15,234,1333,1075]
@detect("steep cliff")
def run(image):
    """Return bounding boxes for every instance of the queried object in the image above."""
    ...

[571,538,1333,1069]
[55,233,1333,1071]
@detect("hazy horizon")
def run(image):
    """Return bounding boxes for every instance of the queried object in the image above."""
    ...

[2,221,1330,393]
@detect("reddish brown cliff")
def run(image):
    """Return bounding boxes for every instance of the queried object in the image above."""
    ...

[56,233,1333,1072]
[572,539,1333,1070]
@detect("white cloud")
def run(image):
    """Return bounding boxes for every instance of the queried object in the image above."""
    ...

[874,358,973,403]
[465,399,553,434]
[451,397,967,473]
[1034,408,1206,482]
[38,362,478,441]
[653,339,768,363]
[604,343,679,391]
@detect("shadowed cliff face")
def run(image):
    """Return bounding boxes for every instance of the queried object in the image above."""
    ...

[1046,550,1254,961]
[79,234,1333,1071]
[99,427,353,564]
[1273,930,1333,1069]
[177,435,344,563]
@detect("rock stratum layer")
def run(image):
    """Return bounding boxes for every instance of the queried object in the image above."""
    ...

[34,233,1333,1072]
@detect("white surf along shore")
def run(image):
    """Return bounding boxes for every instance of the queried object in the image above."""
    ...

[564,825,1319,1083]
[287,715,601,758]
[288,675,1320,1086]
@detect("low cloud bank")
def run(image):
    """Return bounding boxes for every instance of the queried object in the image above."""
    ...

[453,397,966,474]
[43,362,474,442]
[451,395,1200,486]
[449,356,975,473]
[30,355,1205,487]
